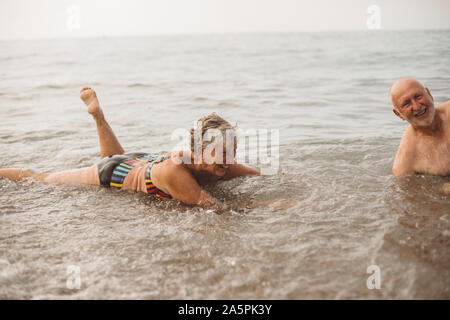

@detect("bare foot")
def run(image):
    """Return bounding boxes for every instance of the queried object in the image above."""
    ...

[80,87,103,118]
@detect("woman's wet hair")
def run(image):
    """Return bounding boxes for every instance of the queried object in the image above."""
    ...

[190,113,237,153]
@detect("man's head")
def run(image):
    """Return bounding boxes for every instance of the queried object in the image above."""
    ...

[190,113,237,176]
[390,78,435,128]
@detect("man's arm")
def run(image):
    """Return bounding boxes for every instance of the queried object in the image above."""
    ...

[392,133,416,176]
[221,162,260,180]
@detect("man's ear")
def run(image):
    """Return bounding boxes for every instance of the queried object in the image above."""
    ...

[393,108,405,120]
[425,87,434,102]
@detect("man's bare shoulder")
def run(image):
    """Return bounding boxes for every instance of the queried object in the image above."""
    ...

[436,101,450,120]
[437,100,450,108]
[400,124,417,144]
[396,127,416,157]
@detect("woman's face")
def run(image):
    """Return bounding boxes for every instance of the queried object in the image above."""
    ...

[199,141,236,177]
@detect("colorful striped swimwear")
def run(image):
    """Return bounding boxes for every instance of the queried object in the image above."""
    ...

[109,153,172,200]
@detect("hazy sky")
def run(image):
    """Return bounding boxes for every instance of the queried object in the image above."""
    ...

[1,0,450,39]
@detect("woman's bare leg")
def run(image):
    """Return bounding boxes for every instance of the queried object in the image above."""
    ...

[0,166,100,186]
[0,89,123,186]
[0,169,48,182]
[44,166,100,185]
[80,87,125,158]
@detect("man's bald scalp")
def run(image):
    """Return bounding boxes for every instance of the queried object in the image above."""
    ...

[390,78,426,107]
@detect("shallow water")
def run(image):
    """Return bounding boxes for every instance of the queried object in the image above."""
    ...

[0,30,449,299]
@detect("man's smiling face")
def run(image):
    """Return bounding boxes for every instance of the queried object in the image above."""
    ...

[391,79,435,128]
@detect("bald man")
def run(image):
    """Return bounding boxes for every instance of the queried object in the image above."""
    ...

[390,78,450,177]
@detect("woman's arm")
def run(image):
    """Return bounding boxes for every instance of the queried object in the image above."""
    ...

[162,166,218,208]
[221,163,260,181]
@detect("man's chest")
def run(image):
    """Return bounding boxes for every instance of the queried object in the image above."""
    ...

[415,135,450,176]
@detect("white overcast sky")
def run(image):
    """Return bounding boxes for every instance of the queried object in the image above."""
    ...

[1,0,449,39]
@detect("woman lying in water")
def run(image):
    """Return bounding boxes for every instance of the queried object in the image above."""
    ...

[0,88,260,208]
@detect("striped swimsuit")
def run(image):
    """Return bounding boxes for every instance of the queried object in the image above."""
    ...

[110,154,172,200]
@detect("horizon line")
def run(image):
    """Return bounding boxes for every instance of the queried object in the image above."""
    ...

[1,27,449,41]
